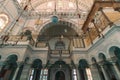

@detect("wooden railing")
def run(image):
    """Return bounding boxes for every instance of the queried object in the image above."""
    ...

[81,0,120,46]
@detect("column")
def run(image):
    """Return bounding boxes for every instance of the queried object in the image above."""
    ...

[100,65,109,80]
[76,66,80,80]
[112,63,120,79]
[84,69,88,80]
[12,66,19,80]
[20,64,31,80]
[89,65,100,80]
[28,68,35,80]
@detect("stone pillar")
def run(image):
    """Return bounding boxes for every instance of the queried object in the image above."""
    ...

[84,69,88,80]
[89,65,101,80]
[0,62,4,71]
[20,64,31,80]
[112,63,120,79]
[76,66,80,80]
[100,65,109,80]
[28,68,35,80]
[12,66,19,80]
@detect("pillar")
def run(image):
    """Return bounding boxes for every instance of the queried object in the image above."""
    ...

[89,65,101,80]
[100,65,109,80]
[12,65,19,80]
[112,63,120,79]
[76,66,80,80]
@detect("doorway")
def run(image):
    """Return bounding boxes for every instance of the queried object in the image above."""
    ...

[55,71,65,80]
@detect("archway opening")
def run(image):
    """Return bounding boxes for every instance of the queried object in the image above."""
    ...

[109,46,120,78]
[37,21,78,42]
[91,57,105,80]
[98,53,117,80]
[0,54,18,80]
[29,59,42,80]
[78,59,89,80]
[55,71,65,80]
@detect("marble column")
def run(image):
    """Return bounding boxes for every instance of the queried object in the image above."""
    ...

[76,66,80,80]
[112,63,120,79]
[84,69,88,80]
[27,68,33,80]
[100,65,109,80]
[20,64,31,80]
[89,65,101,80]
[12,66,19,80]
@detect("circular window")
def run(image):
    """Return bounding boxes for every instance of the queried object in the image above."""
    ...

[0,13,9,32]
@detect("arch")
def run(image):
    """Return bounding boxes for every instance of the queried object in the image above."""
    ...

[29,59,43,80]
[32,59,42,68]
[78,59,89,80]
[98,53,106,61]
[5,52,20,61]
[49,60,71,80]
[55,71,65,80]
[79,59,89,69]
[6,54,18,62]
[109,46,120,59]
[0,54,18,80]
[39,20,80,36]
[55,60,66,65]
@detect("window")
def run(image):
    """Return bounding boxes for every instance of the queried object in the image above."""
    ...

[0,13,9,32]
[86,68,93,80]
[72,69,77,80]
[29,69,35,80]
[40,69,48,80]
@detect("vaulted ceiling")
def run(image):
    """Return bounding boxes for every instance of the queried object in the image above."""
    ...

[13,0,120,37]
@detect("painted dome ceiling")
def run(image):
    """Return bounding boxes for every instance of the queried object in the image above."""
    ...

[14,0,94,34]
[17,0,93,13]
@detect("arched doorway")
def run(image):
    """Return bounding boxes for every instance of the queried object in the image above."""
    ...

[109,46,120,70]
[78,59,89,80]
[109,46,120,79]
[0,54,18,80]
[55,71,65,80]
[49,60,71,80]
[91,57,105,80]
[28,59,42,80]
[98,53,117,80]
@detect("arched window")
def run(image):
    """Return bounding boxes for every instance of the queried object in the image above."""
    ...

[0,13,9,32]
[40,68,48,80]
[0,54,18,80]
[78,59,93,80]
[98,53,117,80]
[29,59,42,80]
[91,57,105,80]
